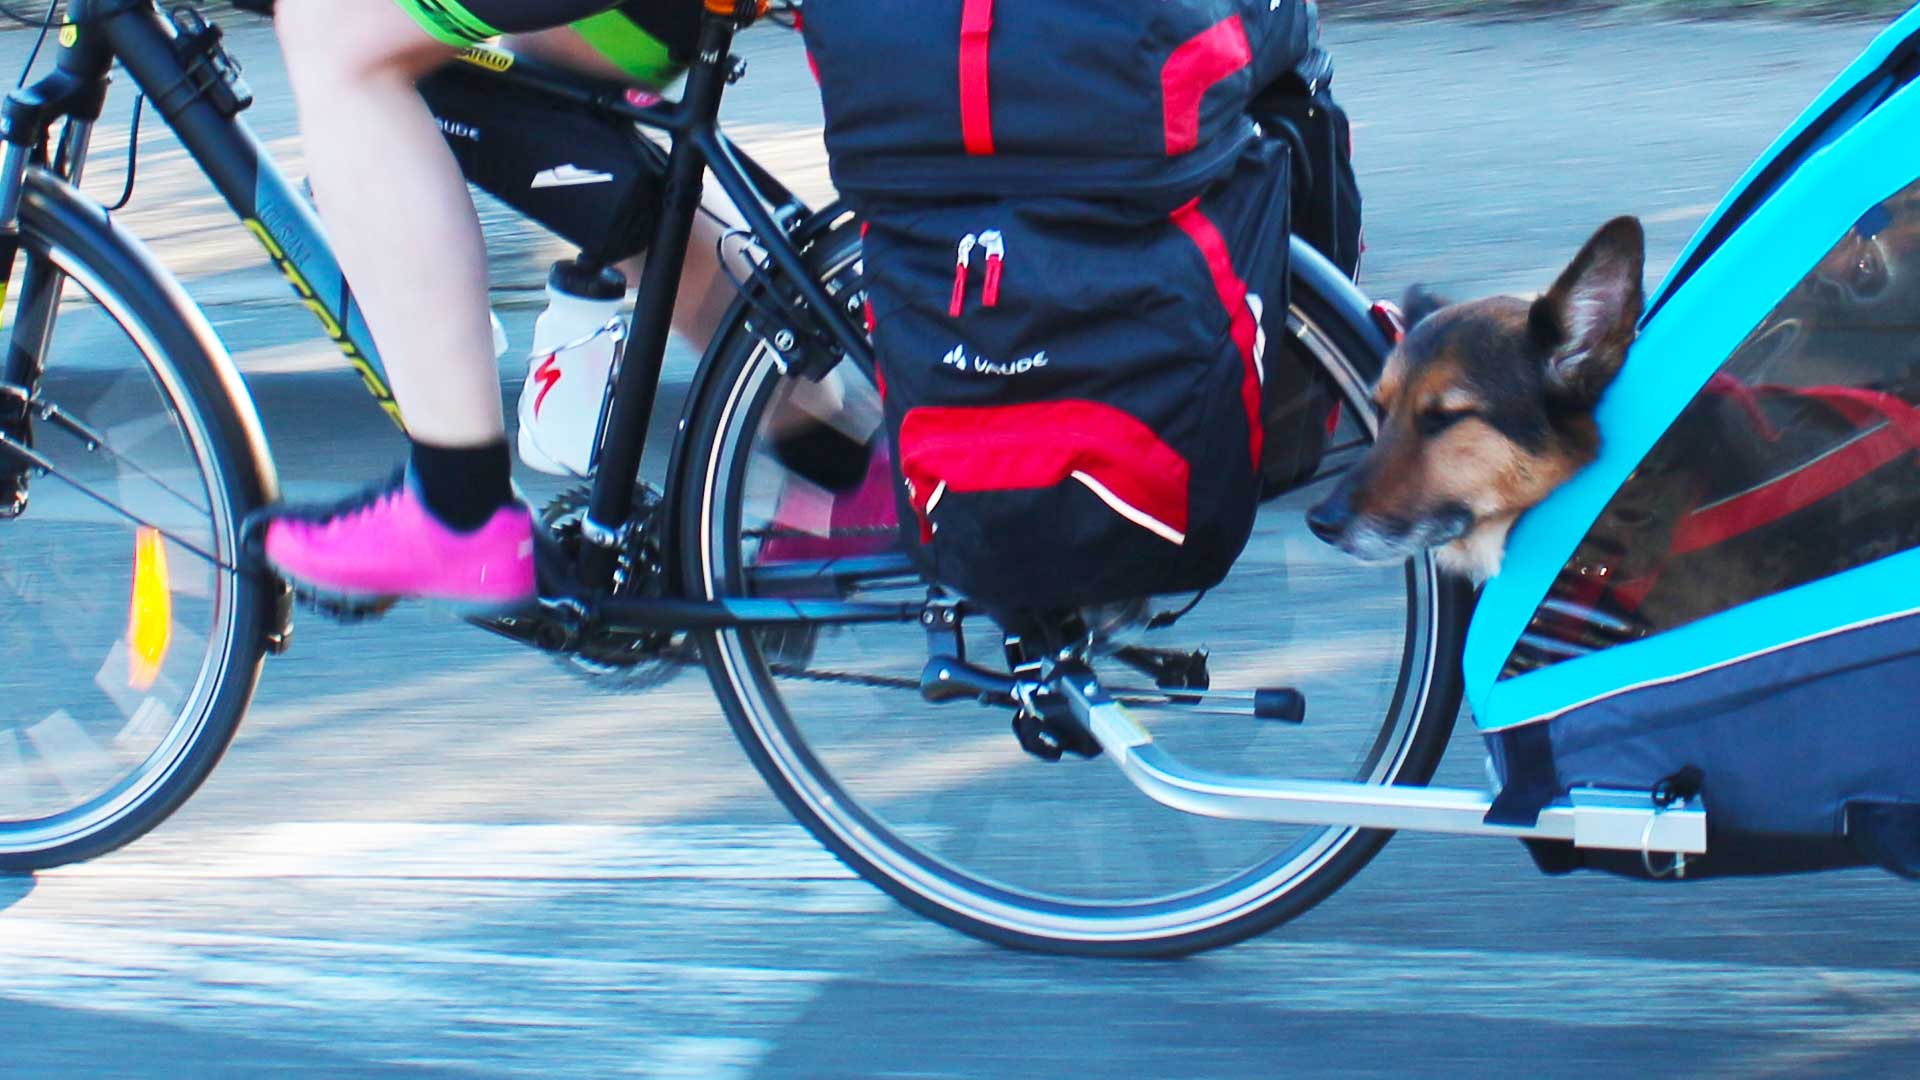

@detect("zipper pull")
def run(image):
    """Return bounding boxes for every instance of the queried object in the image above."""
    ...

[979,230,1005,308]
[949,233,977,318]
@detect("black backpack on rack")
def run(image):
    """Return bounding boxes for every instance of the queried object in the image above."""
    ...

[805,0,1317,611]
[1250,2,1363,499]
[1255,20,1363,280]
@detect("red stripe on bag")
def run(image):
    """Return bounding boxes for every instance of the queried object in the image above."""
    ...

[899,401,1191,540]
[1170,197,1263,467]
[1161,16,1252,156]
[959,0,996,155]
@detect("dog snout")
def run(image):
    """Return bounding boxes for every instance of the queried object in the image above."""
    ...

[1307,490,1355,544]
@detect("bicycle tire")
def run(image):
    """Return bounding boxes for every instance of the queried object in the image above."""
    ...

[679,220,1471,957]
[0,170,276,871]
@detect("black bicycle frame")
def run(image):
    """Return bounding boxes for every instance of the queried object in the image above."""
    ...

[0,0,903,630]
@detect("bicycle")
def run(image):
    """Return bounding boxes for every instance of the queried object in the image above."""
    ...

[0,0,1474,957]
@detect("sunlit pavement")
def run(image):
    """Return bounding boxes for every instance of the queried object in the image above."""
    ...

[6,14,1920,1079]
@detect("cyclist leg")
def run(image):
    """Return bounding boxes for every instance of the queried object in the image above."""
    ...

[262,0,632,607]
[509,19,887,500]
[503,19,746,350]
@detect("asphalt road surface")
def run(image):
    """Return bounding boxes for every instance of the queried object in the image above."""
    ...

[6,12,1920,1079]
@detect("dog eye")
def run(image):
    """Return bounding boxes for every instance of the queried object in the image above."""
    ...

[1417,407,1475,436]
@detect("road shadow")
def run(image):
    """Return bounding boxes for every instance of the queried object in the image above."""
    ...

[742,942,1838,1080]
[0,873,36,914]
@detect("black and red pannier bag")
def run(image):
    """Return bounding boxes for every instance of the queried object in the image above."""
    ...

[805,0,1312,610]
[804,0,1309,201]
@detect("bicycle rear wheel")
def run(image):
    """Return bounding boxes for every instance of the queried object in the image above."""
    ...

[681,222,1470,956]
[0,174,275,871]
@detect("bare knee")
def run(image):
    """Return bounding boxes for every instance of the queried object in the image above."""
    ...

[278,0,451,90]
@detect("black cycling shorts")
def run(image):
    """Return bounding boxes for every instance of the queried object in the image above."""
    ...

[396,1,700,86]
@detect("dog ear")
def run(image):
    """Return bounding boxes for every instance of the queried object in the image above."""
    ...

[1529,216,1645,407]
[1400,285,1450,329]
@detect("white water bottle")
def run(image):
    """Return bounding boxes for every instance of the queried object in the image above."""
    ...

[517,259,628,477]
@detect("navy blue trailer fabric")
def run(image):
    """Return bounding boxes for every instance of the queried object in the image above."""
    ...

[1500,609,1920,877]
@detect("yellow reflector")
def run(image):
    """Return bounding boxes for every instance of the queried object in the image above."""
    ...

[128,527,173,691]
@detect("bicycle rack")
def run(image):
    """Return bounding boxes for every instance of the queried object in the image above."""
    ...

[1049,668,1708,858]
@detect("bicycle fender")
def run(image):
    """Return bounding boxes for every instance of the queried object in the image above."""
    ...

[662,204,862,574]
[25,171,279,501]
[1288,235,1394,383]
[21,169,289,647]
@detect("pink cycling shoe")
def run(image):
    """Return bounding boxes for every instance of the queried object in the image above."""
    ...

[759,443,898,564]
[258,472,537,608]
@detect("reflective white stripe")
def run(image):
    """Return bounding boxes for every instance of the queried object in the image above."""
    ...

[1247,293,1268,386]
[1070,471,1185,546]
[1492,601,1920,733]
[924,481,948,516]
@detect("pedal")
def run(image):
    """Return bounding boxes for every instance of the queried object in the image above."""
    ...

[289,585,397,624]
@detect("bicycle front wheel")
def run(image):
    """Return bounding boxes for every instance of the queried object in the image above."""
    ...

[0,173,275,870]
[681,222,1470,956]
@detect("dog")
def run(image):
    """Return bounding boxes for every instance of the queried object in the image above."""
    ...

[1306,216,1646,582]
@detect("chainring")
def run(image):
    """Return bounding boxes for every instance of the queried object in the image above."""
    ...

[540,482,685,692]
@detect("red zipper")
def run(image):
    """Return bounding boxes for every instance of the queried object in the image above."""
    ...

[949,233,977,318]
[979,230,1004,308]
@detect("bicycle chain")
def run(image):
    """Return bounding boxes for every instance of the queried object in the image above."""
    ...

[766,663,920,693]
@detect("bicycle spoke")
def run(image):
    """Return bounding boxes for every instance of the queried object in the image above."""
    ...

[1,381,212,517]
[0,429,237,573]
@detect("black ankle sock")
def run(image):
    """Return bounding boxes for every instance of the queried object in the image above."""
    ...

[770,421,876,493]
[409,439,514,532]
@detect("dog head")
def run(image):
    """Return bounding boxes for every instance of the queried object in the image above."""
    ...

[1307,216,1646,581]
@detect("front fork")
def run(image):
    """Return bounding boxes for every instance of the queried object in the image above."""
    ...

[0,125,98,518]
[0,27,109,519]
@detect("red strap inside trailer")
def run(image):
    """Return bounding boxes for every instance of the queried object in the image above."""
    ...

[1669,384,1920,557]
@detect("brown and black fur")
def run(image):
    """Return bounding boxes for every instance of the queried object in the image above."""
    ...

[1307,216,1646,581]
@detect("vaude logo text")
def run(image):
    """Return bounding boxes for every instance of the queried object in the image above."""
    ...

[940,345,1048,377]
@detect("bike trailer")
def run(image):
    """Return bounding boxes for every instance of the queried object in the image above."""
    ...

[1466,7,1920,880]
[804,0,1335,610]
